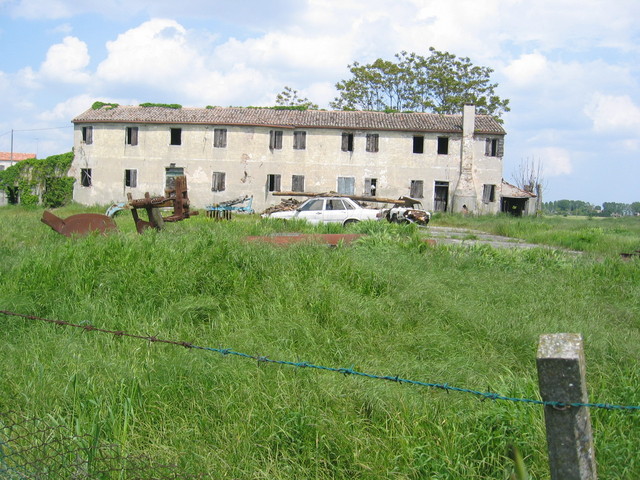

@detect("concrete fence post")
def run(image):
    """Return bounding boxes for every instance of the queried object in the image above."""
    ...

[537,333,597,480]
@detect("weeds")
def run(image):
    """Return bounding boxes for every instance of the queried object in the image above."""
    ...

[0,207,639,478]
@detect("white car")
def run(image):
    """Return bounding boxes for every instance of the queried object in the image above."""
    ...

[265,196,380,226]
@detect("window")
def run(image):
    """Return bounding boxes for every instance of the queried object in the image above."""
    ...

[413,136,424,154]
[269,130,283,150]
[327,199,346,210]
[410,180,424,198]
[126,127,138,146]
[293,131,306,150]
[267,174,281,192]
[482,184,496,203]
[124,169,137,188]
[165,167,184,189]
[82,126,93,145]
[437,137,449,155]
[341,132,354,152]
[214,128,227,148]
[292,175,305,192]
[366,133,379,152]
[80,168,92,187]
[337,176,355,195]
[212,172,226,192]
[364,178,377,196]
[299,199,324,211]
[485,138,503,157]
[170,128,182,146]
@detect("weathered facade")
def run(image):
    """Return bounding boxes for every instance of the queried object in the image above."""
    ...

[70,104,506,213]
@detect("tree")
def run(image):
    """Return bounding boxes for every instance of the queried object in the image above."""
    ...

[330,47,510,118]
[513,157,546,213]
[275,86,318,110]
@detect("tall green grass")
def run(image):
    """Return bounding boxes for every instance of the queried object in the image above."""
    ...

[432,212,640,255]
[1,206,639,478]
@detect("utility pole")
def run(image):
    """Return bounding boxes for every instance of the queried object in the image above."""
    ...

[10,129,13,165]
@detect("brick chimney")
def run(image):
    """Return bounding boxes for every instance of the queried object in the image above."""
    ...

[452,104,478,213]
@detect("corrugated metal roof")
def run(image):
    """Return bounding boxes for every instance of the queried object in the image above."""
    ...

[72,105,506,135]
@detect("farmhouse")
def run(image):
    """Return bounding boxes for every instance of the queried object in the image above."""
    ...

[70,104,522,214]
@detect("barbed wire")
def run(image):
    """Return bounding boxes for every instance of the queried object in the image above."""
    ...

[2,309,639,412]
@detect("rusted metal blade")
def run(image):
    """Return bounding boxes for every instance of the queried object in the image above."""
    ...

[41,211,118,237]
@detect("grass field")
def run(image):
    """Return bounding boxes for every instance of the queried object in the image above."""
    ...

[1,205,639,479]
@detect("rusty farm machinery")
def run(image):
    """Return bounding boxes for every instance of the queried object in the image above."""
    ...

[42,176,198,236]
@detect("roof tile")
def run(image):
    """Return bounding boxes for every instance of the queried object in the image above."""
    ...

[72,106,506,135]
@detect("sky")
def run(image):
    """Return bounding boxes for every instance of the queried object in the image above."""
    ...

[1,0,639,206]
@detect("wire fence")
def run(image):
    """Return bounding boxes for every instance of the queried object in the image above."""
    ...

[0,412,202,480]
[1,309,639,412]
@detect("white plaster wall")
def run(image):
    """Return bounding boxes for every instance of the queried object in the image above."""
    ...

[71,123,504,213]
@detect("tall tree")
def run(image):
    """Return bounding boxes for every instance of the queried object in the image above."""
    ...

[275,86,318,110]
[330,47,510,118]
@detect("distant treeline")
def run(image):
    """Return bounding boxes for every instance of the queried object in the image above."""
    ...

[543,200,640,217]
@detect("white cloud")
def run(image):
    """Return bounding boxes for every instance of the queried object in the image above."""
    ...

[38,94,98,122]
[40,36,91,83]
[530,147,573,177]
[96,19,194,85]
[503,52,549,88]
[584,93,640,134]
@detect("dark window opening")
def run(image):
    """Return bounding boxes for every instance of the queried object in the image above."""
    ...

[437,137,449,155]
[125,169,137,188]
[366,133,379,152]
[485,138,503,157]
[126,127,138,146]
[267,174,281,192]
[410,180,424,198]
[170,128,182,146]
[293,131,306,150]
[212,171,226,192]
[165,167,184,189]
[292,175,305,192]
[80,168,92,187]
[214,128,227,148]
[483,184,496,203]
[364,178,377,196]
[341,132,354,152]
[269,130,283,150]
[413,136,424,154]
[82,126,93,144]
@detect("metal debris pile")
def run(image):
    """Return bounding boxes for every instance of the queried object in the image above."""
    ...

[261,198,301,216]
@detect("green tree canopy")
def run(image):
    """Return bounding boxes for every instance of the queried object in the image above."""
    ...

[274,86,318,110]
[329,47,510,118]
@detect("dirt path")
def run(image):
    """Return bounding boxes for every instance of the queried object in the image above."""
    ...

[426,226,581,253]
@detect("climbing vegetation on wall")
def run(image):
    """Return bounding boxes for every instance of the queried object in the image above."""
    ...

[0,152,75,207]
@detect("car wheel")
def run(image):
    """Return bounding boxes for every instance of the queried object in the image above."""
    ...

[343,219,359,226]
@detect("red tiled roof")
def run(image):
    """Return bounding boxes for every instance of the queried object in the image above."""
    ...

[0,152,36,161]
[72,105,506,135]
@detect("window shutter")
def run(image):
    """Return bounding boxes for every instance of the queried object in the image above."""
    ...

[497,138,504,157]
[364,178,372,195]
[485,138,492,156]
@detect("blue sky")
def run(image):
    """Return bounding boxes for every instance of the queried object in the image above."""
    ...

[1,0,639,205]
